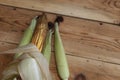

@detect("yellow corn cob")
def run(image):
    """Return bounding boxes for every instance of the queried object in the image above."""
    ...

[31,14,48,51]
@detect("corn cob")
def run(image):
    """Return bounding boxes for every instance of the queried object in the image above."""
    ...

[54,16,70,80]
[31,14,48,51]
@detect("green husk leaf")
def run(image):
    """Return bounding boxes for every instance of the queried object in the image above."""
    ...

[14,17,37,58]
[54,22,69,80]
[42,29,53,64]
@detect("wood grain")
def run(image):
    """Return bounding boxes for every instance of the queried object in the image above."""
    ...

[0,42,17,78]
[0,0,120,24]
[50,52,120,80]
[0,5,120,80]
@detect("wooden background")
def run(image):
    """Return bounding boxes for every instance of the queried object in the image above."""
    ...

[0,0,120,80]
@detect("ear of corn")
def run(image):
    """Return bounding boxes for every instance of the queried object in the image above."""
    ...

[1,15,52,80]
[54,22,69,80]
[42,29,53,63]
[14,17,37,58]
[32,14,48,52]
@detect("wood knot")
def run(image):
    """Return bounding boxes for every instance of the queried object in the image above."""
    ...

[74,73,86,80]
[114,0,120,9]
[88,0,120,9]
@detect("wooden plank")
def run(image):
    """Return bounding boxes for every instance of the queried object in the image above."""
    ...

[50,53,120,80]
[59,16,120,39]
[67,55,120,77]
[0,31,22,44]
[0,42,17,78]
[0,0,120,24]
[51,68,120,80]
[61,32,120,64]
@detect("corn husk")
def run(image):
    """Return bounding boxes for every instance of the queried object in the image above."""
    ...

[0,44,52,80]
[42,29,53,63]
[14,17,37,58]
[54,22,69,80]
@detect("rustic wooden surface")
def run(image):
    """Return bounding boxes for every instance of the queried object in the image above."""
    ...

[0,0,120,24]
[0,5,120,80]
